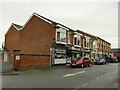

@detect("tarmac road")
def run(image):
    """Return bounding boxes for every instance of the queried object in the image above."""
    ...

[2,63,119,89]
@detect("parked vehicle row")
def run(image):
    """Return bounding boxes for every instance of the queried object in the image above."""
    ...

[66,56,119,68]
[94,58,106,65]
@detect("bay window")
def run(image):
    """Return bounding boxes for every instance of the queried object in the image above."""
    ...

[84,36,89,48]
[56,28,66,43]
[74,33,81,46]
[67,32,71,44]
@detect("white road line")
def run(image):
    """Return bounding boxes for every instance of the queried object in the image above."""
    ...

[62,74,74,77]
[74,87,80,90]
[74,71,85,75]
[96,78,100,80]
[62,71,85,77]
[101,75,104,78]
[82,83,88,87]
[105,74,107,76]
[113,72,116,74]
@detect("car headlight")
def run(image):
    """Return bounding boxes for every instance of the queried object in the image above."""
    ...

[76,62,81,64]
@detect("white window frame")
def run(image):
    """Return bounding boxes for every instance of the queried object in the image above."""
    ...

[73,33,81,47]
[67,32,71,44]
[56,27,67,44]
[84,36,90,49]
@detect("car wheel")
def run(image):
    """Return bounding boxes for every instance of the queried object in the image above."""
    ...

[71,65,74,68]
[88,63,91,67]
[81,64,84,68]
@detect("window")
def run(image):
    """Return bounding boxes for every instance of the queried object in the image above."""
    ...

[84,37,87,47]
[56,28,66,43]
[74,33,81,46]
[74,37,77,45]
[93,41,97,49]
[67,32,71,44]
[84,36,89,48]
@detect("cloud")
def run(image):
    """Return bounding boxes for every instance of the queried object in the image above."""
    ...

[0,1,118,48]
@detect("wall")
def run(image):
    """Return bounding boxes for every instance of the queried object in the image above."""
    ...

[5,26,20,52]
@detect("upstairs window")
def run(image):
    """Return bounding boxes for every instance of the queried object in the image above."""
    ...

[67,32,71,44]
[56,28,66,43]
[93,41,97,49]
[84,36,89,48]
[84,37,87,47]
[74,34,81,46]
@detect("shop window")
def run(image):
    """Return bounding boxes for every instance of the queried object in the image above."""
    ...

[55,49,66,59]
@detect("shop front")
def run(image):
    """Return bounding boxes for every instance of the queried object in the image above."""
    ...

[51,43,67,65]
[66,46,81,60]
[84,49,90,58]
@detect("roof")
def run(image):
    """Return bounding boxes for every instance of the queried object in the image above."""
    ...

[111,48,120,52]
[96,36,111,45]
[76,29,97,39]
[5,23,23,36]
[33,12,74,31]
[12,23,23,29]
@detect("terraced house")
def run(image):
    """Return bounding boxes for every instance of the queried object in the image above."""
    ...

[4,12,111,70]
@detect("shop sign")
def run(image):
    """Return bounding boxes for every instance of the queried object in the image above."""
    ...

[72,47,80,51]
[55,49,66,53]
[16,55,20,60]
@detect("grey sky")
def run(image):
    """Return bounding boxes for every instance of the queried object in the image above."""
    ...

[0,1,118,49]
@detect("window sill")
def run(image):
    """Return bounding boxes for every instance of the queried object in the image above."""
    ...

[56,41,66,45]
[74,45,81,48]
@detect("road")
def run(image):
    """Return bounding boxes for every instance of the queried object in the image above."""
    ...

[2,63,119,89]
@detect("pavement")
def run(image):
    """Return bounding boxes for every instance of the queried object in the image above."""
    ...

[1,63,119,89]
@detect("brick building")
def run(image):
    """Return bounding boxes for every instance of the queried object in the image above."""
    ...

[110,48,120,59]
[5,12,111,70]
[5,13,76,70]
[96,37,111,59]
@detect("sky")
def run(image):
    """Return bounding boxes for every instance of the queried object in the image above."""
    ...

[0,0,119,49]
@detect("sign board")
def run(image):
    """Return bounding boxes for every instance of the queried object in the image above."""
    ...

[16,55,20,60]
[54,59,66,64]
[55,49,66,54]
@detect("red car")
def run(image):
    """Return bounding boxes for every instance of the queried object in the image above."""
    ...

[71,57,92,68]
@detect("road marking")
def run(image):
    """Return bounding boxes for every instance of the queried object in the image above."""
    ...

[74,71,85,75]
[104,74,107,76]
[82,83,88,86]
[62,71,85,77]
[113,72,116,74]
[101,75,104,77]
[96,78,100,80]
[74,87,80,90]
[62,74,74,77]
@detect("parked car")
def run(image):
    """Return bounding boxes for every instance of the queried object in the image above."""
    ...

[109,57,118,63]
[66,57,71,64]
[94,58,106,65]
[71,57,92,68]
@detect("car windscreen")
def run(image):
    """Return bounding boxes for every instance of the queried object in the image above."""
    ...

[81,58,89,60]
[73,57,81,60]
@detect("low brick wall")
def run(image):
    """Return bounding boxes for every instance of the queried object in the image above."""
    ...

[14,54,50,70]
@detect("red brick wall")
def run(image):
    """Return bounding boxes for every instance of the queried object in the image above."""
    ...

[17,55,50,70]
[15,15,56,69]
[20,15,56,55]
[5,26,20,52]
[70,32,74,45]
[113,52,120,58]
